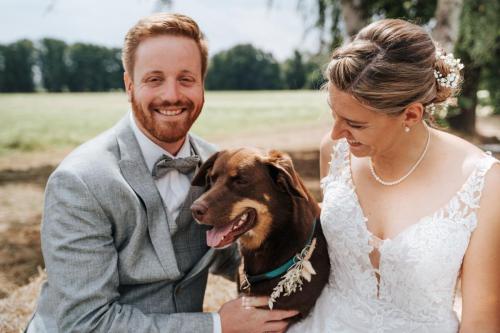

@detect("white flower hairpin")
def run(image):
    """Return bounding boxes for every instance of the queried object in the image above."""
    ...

[434,49,464,89]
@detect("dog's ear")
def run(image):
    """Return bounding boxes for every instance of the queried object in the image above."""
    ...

[192,151,220,187]
[263,150,308,199]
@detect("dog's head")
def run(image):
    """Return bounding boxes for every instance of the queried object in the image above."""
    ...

[191,148,316,250]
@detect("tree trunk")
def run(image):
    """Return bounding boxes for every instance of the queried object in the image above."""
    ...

[447,54,480,135]
[339,0,369,40]
[432,0,464,52]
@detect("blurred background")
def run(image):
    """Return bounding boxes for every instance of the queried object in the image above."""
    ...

[0,0,499,331]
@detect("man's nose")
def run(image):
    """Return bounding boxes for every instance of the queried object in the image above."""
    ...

[191,200,208,223]
[160,78,181,102]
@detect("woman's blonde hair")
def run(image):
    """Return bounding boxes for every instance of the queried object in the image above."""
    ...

[122,13,208,79]
[326,19,461,115]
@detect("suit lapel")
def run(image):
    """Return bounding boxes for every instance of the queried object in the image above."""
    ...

[115,115,181,279]
[178,248,216,289]
[174,184,205,229]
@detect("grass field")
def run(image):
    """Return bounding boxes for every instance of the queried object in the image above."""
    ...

[0,91,331,156]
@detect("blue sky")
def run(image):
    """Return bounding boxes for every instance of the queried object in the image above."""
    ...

[0,0,321,60]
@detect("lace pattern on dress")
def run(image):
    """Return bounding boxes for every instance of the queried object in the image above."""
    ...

[301,139,500,333]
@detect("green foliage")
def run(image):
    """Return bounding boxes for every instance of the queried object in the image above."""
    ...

[66,43,124,92]
[310,0,500,130]
[367,0,436,23]
[453,0,500,119]
[283,50,307,89]
[456,0,498,65]
[314,0,344,48]
[205,44,284,90]
[303,51,330,89]
[0,40,36,92]
[482,42,500,114]
[463,0,500,114]
[0,39,124,93]
[0,44,6,92]
[105,48,125,91]
[39,38,68,92]
[310,0,437,49]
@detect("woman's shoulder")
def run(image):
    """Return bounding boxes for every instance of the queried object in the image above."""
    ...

[433,129,499,221]
[432,129,495,174]
[320,135,341,175]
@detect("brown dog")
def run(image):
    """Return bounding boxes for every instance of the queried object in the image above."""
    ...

[191,148,330,319]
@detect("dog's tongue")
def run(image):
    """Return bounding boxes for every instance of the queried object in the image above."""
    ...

[206,223,234,247]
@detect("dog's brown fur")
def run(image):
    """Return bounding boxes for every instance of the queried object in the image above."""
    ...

[191,148,330,319]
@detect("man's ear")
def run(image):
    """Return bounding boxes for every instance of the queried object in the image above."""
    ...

[263,150,307,199]
[124,71,133,102]
[192,151,220,187]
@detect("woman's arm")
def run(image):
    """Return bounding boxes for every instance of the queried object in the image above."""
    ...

[460,163,500,333]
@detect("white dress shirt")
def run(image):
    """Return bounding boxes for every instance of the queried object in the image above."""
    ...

[129,112,222,333]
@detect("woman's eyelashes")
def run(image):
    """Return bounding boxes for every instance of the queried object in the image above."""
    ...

[347,122,365,129]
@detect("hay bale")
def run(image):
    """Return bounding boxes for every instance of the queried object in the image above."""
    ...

[0,269,238,332]
[0,268,45,333]
[203,274,238,312]
[0,273,18,299]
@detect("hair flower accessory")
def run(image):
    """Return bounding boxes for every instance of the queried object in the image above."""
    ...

[434,49,464,89]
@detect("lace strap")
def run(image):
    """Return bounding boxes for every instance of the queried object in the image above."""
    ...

[443,153,500,232]
[329,139,351,180]
[321,139,350,190]
[460,153,499,208]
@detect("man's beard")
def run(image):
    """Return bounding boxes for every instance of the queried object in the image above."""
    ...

[131,93,198,144]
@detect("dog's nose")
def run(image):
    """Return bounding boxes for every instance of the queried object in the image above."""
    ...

[191,201,208,222]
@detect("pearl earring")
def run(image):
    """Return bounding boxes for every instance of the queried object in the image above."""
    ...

[404,126,410,133]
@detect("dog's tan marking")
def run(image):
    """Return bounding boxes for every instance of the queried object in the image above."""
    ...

[263,193,271,202]
[228,198,272,250]
[227,152,257,172]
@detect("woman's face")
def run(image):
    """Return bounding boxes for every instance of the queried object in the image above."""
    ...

[328,85,405,158]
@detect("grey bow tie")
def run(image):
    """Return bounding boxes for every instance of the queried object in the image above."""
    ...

[152,154,201,179]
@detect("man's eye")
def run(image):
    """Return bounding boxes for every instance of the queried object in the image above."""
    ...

[147,77,161,83]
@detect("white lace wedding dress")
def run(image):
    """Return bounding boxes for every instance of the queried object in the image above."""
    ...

[289,139,498,333]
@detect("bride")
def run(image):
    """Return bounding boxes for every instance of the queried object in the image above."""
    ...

[288,19,500,332]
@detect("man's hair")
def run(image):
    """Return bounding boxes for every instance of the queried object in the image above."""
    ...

[122,13,208,79]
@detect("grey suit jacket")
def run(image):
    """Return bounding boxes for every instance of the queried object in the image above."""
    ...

[25,114,239,333]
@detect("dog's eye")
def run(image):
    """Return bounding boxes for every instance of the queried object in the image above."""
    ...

[233,176,248,186]
[208,174,217,185]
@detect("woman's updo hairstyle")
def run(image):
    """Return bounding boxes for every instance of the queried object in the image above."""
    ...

[326,19,462,116]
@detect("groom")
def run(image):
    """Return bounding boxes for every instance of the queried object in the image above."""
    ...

[25,13,296,333]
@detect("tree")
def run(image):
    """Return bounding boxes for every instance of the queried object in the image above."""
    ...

[0,44,6,92]
[66,43,123,92]
[303,51,330,89]
[432,0,464,52]
[39,38,68,92]
[206,44,284,90]
[283,50,307,89]
[449,0,500,135]
[103,47,125,91]
[1,39,36,92]
[306,0,436,48]
[302,0,500,137]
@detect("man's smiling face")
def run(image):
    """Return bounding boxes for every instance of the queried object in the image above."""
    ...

[125,34,204,153]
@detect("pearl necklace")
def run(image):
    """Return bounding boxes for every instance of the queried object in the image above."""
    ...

[369,129,431,186]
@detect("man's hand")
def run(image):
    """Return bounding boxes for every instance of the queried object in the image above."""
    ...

[219,296,299,333]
